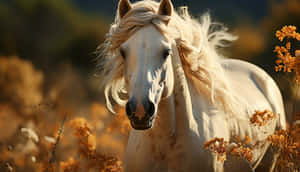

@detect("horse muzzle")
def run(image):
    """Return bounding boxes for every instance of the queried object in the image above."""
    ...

[126,97,156,130]
[130,116,154,130]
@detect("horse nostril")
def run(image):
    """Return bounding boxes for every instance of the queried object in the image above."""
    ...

[144,100,155,117]
[126,102,134,119]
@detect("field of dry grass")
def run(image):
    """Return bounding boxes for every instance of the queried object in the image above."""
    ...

[0,55,131,171]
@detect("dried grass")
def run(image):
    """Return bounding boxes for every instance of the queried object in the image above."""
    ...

[274,25,300,84]
[0,57,125,172]
[70,118,123,172]
[204,136,253,163]
[0,56,44,115]
[270,25,300,170]
[250,110,276,126]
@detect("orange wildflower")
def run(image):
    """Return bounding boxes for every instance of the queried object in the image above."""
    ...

[274,25,300,83]
[275,25,300,42]
[70,118,123,171]
[250,110,276,126]
[204,136,253,163]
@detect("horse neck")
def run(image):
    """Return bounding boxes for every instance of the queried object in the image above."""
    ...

[140,91,197,145]
[140,48,199,142]
[141,95,176,140]
[171,42,199,136]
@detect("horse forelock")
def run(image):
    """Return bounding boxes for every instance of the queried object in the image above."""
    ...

[98,0,244,117]
[108,5,171,51]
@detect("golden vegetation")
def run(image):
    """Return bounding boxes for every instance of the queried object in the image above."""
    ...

[269,26,300,170]
[59,157,80,172]
[69,118,123,172]
[204,138,227,161]
[0,56,44,115]
[106,108,131,137]
[0,57,126,172]
[250,110,276,126]
[274,25,300,83]
[268,126,300,170]
[275,26,300,42]
[204,136,253,163]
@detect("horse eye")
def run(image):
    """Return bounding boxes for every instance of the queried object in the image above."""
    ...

[163,49,171,59]
[120,48,126,59]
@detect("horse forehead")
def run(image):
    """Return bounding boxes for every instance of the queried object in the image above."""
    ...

[128,25,165,48]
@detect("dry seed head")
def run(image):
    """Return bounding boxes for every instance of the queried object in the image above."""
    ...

[250,110,276,126]
[274,25,300,84]
[204,136,253,163]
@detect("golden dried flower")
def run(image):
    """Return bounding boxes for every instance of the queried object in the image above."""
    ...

[60,157,80,172]
[274,25,300,83]
[204,137,227,161]
[250,110,276,126]
[275,25,300,42]
[70,117,123,171]
[268,122,300,170]
[229,146,253,162]
[204,136,253,163]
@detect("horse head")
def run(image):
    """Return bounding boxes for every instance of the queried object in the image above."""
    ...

[118,0,175,130]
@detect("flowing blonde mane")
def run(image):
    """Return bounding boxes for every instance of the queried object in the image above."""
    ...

[97,0,244,116]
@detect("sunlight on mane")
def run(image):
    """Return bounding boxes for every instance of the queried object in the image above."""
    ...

[97,0,245,117]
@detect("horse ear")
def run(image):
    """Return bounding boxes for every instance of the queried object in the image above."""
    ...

[118,0,132,18]
[158,0,173,16]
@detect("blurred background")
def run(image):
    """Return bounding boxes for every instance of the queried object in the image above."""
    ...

[0,0,299,171]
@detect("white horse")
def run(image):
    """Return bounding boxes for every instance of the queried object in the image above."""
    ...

[98,0,286,171]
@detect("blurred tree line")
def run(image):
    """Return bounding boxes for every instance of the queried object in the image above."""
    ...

[0,0,108,74]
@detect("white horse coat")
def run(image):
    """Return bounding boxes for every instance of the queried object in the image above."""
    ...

[99,0,286,171]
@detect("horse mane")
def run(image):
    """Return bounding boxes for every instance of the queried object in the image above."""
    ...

[97,0,245,117]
